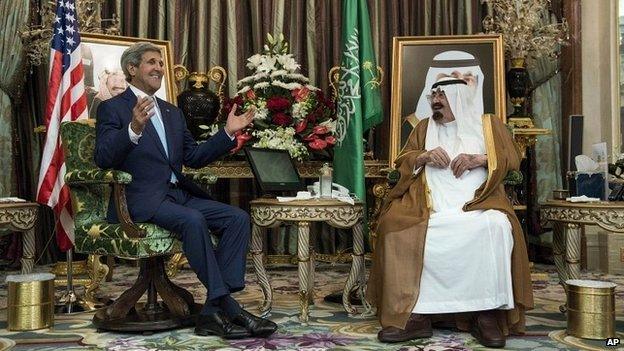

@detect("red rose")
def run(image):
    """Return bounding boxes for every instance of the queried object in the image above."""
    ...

[308,138,328,150]
[292,87,310,102]
[223,96,244,115]
[245,89,256,100]
[294,119,307,133]
[230,132,252,154]
[313,125,328,135]
[272,112,293,126]
[305,112,317,123]
[303,133,318,141]
[266,96,290,111]
[325,135,336,145]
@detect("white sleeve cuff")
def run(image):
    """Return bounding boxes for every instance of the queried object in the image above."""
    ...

[224,128,235,141]
[128,123,142,144]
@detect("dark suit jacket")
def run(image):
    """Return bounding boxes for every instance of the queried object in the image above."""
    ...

[94,88,235,223]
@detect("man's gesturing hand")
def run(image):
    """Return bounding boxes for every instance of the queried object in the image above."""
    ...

[225,104,255,136]
[450,153,487,178]
[130,96,155,134]
[417,147,451,169]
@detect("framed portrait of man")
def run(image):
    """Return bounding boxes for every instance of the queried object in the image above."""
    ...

[80,33,176,120]
[389,34,506,165]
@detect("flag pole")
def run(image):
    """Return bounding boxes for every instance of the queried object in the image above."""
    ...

[55,248,87,314]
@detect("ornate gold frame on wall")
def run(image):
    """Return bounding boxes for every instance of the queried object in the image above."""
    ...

[388,34,506,166]
[80,33,177,105]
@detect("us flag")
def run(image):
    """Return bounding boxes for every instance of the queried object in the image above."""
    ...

[36,0,88,251]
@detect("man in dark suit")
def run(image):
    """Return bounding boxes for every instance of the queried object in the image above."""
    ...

[95,42,276,339]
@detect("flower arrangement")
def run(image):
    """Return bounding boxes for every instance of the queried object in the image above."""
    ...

[482,0,569,62]
[200,33,336,161]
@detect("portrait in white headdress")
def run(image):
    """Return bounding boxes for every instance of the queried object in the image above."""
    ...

[415,50,485,120]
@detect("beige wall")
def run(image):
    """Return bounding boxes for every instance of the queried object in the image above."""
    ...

[581,0,620,158]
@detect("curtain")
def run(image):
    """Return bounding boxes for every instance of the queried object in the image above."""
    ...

[527,6,564,209]
[0,0,30,197]
[531,59,563,204]
[0,0,49,264]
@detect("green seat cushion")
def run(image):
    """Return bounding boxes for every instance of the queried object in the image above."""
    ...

[74,221,182,258]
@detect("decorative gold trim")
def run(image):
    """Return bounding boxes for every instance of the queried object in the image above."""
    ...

[389,34,506,166]
[541,200,624,233]
[250,200,364,229]
[482,114,498,190]
[507,117,535,128]
[188,160,388,179]
[541,200,624,210]
[0,203,38,231]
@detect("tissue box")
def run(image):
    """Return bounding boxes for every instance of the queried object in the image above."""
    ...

[575,173,605,200]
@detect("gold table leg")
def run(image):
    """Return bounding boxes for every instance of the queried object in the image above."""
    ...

[343,221,365,315]
[564,223,582,281]
[21,227,36,274]
[297,221,311,324]
[251,224,272,316]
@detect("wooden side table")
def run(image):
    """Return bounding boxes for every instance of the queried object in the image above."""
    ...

[541,200,624,284]
[249,198,368,323]
[0,202,38,273]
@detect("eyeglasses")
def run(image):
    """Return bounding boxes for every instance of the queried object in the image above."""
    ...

[426,88,446,101]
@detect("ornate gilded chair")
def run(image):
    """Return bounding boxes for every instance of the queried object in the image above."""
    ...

[60,119,216,332]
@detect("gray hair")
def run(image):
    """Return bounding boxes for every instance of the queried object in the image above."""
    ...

[120,42,162,82]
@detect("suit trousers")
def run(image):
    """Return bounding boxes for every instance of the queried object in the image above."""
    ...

[149,187,250,304]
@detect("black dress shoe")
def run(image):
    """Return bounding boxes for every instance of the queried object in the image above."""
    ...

[195,311,251,339]
[231,309,278,337]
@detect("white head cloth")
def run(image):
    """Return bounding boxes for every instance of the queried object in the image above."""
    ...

[424,77,485,156]
[415,50,484,120]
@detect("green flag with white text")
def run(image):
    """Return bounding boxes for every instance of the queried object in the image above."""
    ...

[333,0,383,208]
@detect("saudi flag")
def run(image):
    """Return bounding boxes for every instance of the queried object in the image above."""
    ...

[333,0,383,210]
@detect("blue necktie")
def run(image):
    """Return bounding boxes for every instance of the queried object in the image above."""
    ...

[150,96,178,183]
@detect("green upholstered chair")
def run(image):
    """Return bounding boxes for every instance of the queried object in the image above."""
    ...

[60,119,217,332]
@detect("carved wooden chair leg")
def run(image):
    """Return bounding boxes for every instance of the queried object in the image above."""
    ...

[103,260,151,320]
[152,257,193,316]
[93,256,198,332]
[161,265,196,309]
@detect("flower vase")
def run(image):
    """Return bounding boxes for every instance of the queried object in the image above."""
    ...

[506,57,531,117]
[177,72,221,139]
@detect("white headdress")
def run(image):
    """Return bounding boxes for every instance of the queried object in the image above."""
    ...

[415,50,484,120]
[424,77,485,156]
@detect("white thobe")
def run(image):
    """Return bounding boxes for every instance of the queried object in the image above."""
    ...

[412,120,515,314]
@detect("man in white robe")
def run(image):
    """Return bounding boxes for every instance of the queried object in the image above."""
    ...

[377,77,515,348]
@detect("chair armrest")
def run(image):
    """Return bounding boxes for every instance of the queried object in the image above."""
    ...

[65,169,132,185]
[183,171,218,185]
[504,170,524,186]
[65,169,145,238]
[111,183,146,239]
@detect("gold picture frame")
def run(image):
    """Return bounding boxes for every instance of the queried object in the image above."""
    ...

[389,34,506,166]
[79,33,176,120]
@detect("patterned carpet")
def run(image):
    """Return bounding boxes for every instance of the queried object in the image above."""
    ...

[0,262,622,351]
